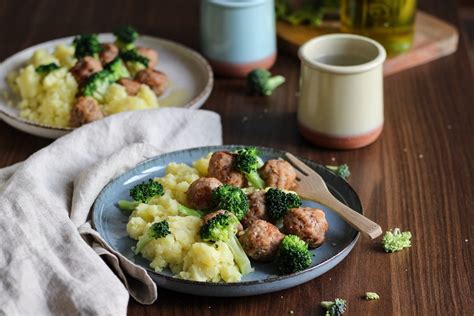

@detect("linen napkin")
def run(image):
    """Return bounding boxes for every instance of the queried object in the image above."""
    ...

[0,108,222,315]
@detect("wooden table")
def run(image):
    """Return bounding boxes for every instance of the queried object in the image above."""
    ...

[0,0,472,315]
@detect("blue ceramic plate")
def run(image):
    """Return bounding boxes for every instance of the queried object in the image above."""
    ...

[92,145,361,297]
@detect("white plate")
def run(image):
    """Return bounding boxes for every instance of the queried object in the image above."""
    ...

[0,34,214,139]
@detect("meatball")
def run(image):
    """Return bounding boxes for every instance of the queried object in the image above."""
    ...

[99,43,119,65]
[202,210,243,232]
[239,220,284,262]
[260,159,297,190]
[118,78,141,96]
[283,207,328,248]
[186,177,222,210]
[70,56,103,85]
[208,151,247,188]
[135,69,168,96]
[70,96,104,127]
[137,47,159,69]
[241,190,269,228]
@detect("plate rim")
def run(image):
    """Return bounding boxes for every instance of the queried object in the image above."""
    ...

[0,33,214,134]
[92,145,362,288]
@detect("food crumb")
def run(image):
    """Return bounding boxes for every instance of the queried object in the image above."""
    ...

[329,278,332,281]
[331,157,336,162]
[208,306,211,309]
[447,124,452,130]
[465,239,469,242]
[418,154,423,159]
[405,269,408,272]
[289,310,294,314]
[281,296,284,299]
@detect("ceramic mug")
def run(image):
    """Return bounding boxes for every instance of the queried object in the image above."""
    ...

[200,0,276,77]
[297,34,387,149]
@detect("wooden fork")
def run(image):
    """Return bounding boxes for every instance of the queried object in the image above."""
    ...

[285,152,383,239]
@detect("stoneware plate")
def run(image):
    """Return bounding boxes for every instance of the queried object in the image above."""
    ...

[92,145,362,297]
[0,34,213,139]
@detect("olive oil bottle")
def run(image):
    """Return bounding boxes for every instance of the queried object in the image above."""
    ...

[340,0,417,56]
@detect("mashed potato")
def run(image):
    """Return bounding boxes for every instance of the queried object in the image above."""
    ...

[7,44,160,128]
[126,155,242,282]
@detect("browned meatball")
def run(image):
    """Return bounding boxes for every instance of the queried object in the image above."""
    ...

[70,56,103,85]
[241,190,270,228]
[70,96,104,127]
[186,177,222,210]
[260,159,297,190]
[135,69,168,96]
[118,78,141,96]
[208,151,247,188]
[239,220,284,262]
[202,210,243,232]
[99,43,119,65]
[137,47,159,69]
[283,207,328,248]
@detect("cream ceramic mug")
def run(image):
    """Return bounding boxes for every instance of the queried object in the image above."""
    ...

[297,34,386,149]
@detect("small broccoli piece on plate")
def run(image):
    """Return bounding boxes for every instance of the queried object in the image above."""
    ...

[365,292,380,300]
[265,188,302,221]
[35,63,60,74]
[246,68,285,96]
[118,179,165,213]
[276,234,312,274]
[234,147,266,189]
[382,228,412,253]
[326,164,351,180]
[82,58,129,101]
[177,204,205,218]
[134,220,170,254]
[120,49,149,74]
[105,57,130,81]
[211,184,249,220]
[200,211,254,275]
[114,25,139,51]
[81,70,112,102]
[321,298,347,316]
[72,34,102,59]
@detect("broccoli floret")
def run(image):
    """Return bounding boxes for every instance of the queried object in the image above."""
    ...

[321,298,347,316]
[35,63,60,74]
[365,292,380,300]
[234,147,266,189]
[114,25,139,51]
[200,212,253,275]
[276,234,312,274]
[265,188,302,221]
[72,34,102,59]
[81,58,129,101]
[135,220,170,254]
[326,164,351,180]
[81,70,112,102]
[211,184,249,220]
[105,57,130,81]
[118,179,165,212]
[246,68,285,96]
[120,49,149,75]
[382,228,412,253]
[130,179,164,203]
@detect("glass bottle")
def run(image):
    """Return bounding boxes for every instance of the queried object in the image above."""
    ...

[340,0,417,56]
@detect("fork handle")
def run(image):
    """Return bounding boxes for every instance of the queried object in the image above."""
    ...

[315,193,383,239]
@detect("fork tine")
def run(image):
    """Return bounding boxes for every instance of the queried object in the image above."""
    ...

[285,152,319,177]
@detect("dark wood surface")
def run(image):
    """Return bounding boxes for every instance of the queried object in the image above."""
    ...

[0,1,472,315]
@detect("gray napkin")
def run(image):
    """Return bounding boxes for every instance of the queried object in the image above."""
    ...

[0,108,222,315]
